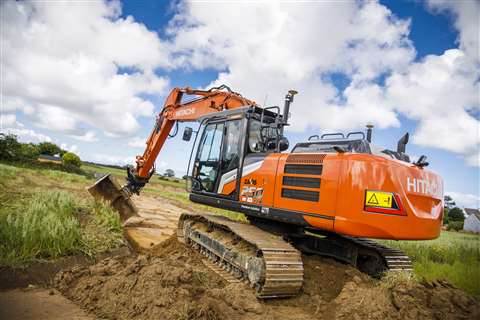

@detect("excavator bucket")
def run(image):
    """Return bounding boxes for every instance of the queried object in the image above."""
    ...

[87,174,138,222]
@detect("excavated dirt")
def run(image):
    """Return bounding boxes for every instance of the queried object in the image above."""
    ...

[55,236,480,320]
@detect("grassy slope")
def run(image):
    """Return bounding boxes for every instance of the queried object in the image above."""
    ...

[0,163,122,266]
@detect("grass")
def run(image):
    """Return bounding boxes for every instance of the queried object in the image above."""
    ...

[0,190,83,265]
[380,231,480,296]
[81,163,125,178]
[0,162,123,266]
[0,190,123,266]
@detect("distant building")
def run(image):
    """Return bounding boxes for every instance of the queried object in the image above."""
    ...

[463,208,480,233]
[37,154,62,164]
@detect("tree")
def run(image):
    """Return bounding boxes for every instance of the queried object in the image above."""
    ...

[444,195,456,209]
[19,143,40,160]
[38,142,62,156]
[0,134,21,160]
[164,169,175,177]
[62,152,81,168]
[443,208,450,225]
[448,207,465,222]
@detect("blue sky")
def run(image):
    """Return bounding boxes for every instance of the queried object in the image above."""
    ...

[1,0,479,208]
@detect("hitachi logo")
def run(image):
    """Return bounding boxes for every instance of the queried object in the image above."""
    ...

[175,108,195,117]
[407,177,440,196]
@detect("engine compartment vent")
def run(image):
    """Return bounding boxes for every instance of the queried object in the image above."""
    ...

[282,176,321,188]
[281,188,319,202]
[286,154,326,164]
[284,164,323,175]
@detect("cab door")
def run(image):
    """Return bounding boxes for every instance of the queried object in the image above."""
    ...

[192,118,243,197]
[193,121,225,193]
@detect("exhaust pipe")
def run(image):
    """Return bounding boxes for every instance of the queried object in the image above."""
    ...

[280,89,298,135]
[88,174,138,222]
[366,124,374,142]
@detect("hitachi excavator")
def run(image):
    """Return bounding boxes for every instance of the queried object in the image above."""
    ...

[89,85,443,298]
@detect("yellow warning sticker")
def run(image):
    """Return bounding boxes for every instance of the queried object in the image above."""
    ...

[365,191,393,208]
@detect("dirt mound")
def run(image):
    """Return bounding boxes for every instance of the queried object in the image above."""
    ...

[335,277,479,320]
[55,237,479,320]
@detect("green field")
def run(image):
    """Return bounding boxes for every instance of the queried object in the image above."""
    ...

[1,161,479,296]
[381,231,480,296]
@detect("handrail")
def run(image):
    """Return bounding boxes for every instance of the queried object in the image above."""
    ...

[346,131,365,139]
[320,133,345,139]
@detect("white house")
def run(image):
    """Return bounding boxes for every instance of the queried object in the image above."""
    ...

[463,208,480,233]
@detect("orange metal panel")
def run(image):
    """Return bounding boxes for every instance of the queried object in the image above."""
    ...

[334,153,443,240]
[273,154,339,220]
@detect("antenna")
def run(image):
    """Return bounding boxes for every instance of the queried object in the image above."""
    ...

[262,93,269,108]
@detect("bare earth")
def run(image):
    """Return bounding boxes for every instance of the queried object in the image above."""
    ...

[123,195,185,250]
[0,288,94,320]
[55,237,480,320]
[3,195,480,320]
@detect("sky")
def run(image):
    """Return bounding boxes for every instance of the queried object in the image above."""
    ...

[1,0,479,208]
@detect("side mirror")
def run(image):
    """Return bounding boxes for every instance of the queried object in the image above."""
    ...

[397,132,409,153]
[279,137,289,152]
[182,127,193,141]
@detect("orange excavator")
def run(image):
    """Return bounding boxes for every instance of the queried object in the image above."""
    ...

[89,85,443,298]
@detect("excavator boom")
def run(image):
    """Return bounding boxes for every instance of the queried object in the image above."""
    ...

[135,85,256,180]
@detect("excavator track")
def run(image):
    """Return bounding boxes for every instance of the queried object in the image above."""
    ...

[177,213,303,298]
[344,236,413,272]
[292,233,413,276]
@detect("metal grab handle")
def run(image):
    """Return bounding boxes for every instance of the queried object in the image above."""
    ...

[320,133,345,139]
[346,131,365,139]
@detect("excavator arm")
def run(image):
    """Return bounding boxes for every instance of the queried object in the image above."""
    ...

[125,85,257,195]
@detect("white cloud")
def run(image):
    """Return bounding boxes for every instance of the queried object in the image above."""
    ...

[128,137,147,148]
[71,131,98,143]
[3,127,52,144]
[384,49,479,163]
[164,0,478,165]
[60,143,79,155]
[88,154,136,167]
[2,0,170,139]
[446,191,480,209]
[0,114,22,128]
[167,1,414,132]
[427,0,479,62]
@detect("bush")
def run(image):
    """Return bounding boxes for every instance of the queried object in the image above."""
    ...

[19,143,40,160]
[62,152,81,168]
[447,221,464,231]
[448,207,465,222]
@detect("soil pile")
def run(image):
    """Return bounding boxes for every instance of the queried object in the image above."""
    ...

[55,237,479,320]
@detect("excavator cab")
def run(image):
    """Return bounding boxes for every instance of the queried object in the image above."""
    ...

[189,106,286,199]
